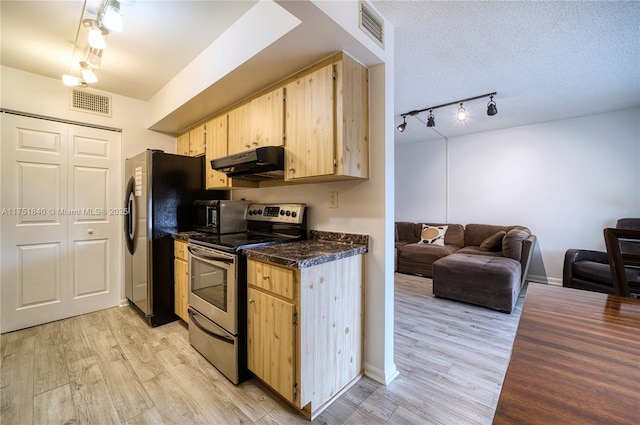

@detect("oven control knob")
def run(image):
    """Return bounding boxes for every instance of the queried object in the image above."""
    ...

[291,211,297,218]
[280,210,285,215]
[258,209,263,215]
[286,211,291,216]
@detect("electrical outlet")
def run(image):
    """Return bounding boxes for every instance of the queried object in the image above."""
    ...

[328,191,338,208]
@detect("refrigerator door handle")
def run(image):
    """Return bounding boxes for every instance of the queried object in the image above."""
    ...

[125,177,136,254]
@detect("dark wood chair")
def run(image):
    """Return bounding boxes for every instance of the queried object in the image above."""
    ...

[603,227,640,298]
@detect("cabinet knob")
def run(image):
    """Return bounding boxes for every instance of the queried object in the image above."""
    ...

[251,141,258,146]
[220,178,225,183]
[244,143,251,149]
[88,229,93,234]
[288,167,295,173]
[263,275,270,280]
[248,299,255,304]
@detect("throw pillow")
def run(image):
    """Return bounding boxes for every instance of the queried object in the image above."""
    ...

[502,228,530,261]
[479,230,507,252]
[419,225,448,246]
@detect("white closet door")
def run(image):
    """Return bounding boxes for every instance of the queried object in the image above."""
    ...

[66,125,121,317]
[1,113,122,333]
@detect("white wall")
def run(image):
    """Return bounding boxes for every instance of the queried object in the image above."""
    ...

[396,108,640,284]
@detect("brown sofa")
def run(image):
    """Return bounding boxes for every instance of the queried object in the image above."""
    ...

[395,222,537,312]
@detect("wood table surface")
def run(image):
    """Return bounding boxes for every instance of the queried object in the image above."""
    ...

[493,283,640,425]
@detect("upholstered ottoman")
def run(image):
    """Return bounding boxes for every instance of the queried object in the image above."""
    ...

[432,253,522,313]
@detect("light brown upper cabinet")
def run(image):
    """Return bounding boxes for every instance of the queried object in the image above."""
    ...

[205,115,230,189]
[177,124,206,157]
[228,87,285,156]
[177,132,190,156]
[284,53,369,182]
[189,125,206,156]
[206,114,258,190]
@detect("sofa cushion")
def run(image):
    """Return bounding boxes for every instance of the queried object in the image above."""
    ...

[399,242,459,267]
[502,228,531,261]
[419,225,448,246]
[573,260,640,285]
[479,230,507,251]
[432,253,522,313]
[464,224,529,247]
[396,222,421,244]
[457,246,504,257]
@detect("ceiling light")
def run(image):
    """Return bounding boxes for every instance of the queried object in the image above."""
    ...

[397,116,407,132]
[397,92,497,133]
[426,110,435,127]
[86,48,103,69]
[102,0,123,33]
[80,62,98,83]
[457,103,467,121]
[62,74,84,87]
[487,95,498,116]
[83,19,108,49]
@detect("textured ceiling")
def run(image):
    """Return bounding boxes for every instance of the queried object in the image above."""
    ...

[372,1,640,143]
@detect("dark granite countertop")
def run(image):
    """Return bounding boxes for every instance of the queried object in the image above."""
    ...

[171,231,208,242]
[244,231,369,269]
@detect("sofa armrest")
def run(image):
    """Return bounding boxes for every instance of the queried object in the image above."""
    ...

[562,248,608,287]
[520,235,537,283]
[565,248,608,264]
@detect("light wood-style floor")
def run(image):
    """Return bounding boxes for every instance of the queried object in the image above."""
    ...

[1,274,524,424]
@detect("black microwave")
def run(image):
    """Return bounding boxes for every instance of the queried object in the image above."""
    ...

[192,200,249,234]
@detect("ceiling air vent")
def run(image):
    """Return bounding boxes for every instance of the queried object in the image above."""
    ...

[359,1,384,48]
[70,89,112,117]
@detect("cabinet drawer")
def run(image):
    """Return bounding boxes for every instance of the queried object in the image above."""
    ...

[174,240,188,262]
[247,259,295,300]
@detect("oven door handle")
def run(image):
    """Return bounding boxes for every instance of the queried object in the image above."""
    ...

[188,246,234,265]
[188,309,234,345]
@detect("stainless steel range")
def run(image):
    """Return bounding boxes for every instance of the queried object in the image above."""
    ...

[187,203,307,384]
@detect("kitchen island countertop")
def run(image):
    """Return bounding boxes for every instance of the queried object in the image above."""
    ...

[243,231,369,269]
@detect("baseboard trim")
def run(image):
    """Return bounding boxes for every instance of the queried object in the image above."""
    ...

[364,362,399,385]
[119,298,129,307]
[528,274,562,286]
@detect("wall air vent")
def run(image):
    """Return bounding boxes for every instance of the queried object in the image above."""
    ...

[359,0,384,48]
[70,89,112,117]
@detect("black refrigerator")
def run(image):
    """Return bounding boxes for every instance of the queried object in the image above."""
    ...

[124,149,224,326]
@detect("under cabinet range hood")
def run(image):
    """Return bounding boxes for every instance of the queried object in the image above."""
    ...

[210,146,284,182]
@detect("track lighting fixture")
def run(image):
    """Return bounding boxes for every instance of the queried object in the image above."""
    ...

[456,103,467,121]
[487,95,498,116]
[397,92,497,132]
[397,116,407,132]
[83,19,108,49]
[80,62,98,83]
[427,110,435,127]
[102,0,123,33]
[86,48,103,69]
[62,0,129,88]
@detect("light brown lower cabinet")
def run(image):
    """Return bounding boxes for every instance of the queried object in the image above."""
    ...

[174,240,189,323]
[247,256,363,420]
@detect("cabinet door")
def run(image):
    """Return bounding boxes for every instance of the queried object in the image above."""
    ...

[284,63,335,180]
[174,258,188,322]
[248,288,296,403]
[177,132,190,156]
[250,88,284,149]
[205,115,229,189]
[227,103,252,155]
[189,125,206,156]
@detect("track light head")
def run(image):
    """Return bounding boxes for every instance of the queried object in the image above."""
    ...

[487,95,498,116]
[397,117,407,133]
[457,103,467,121]
[427,110,435,127]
